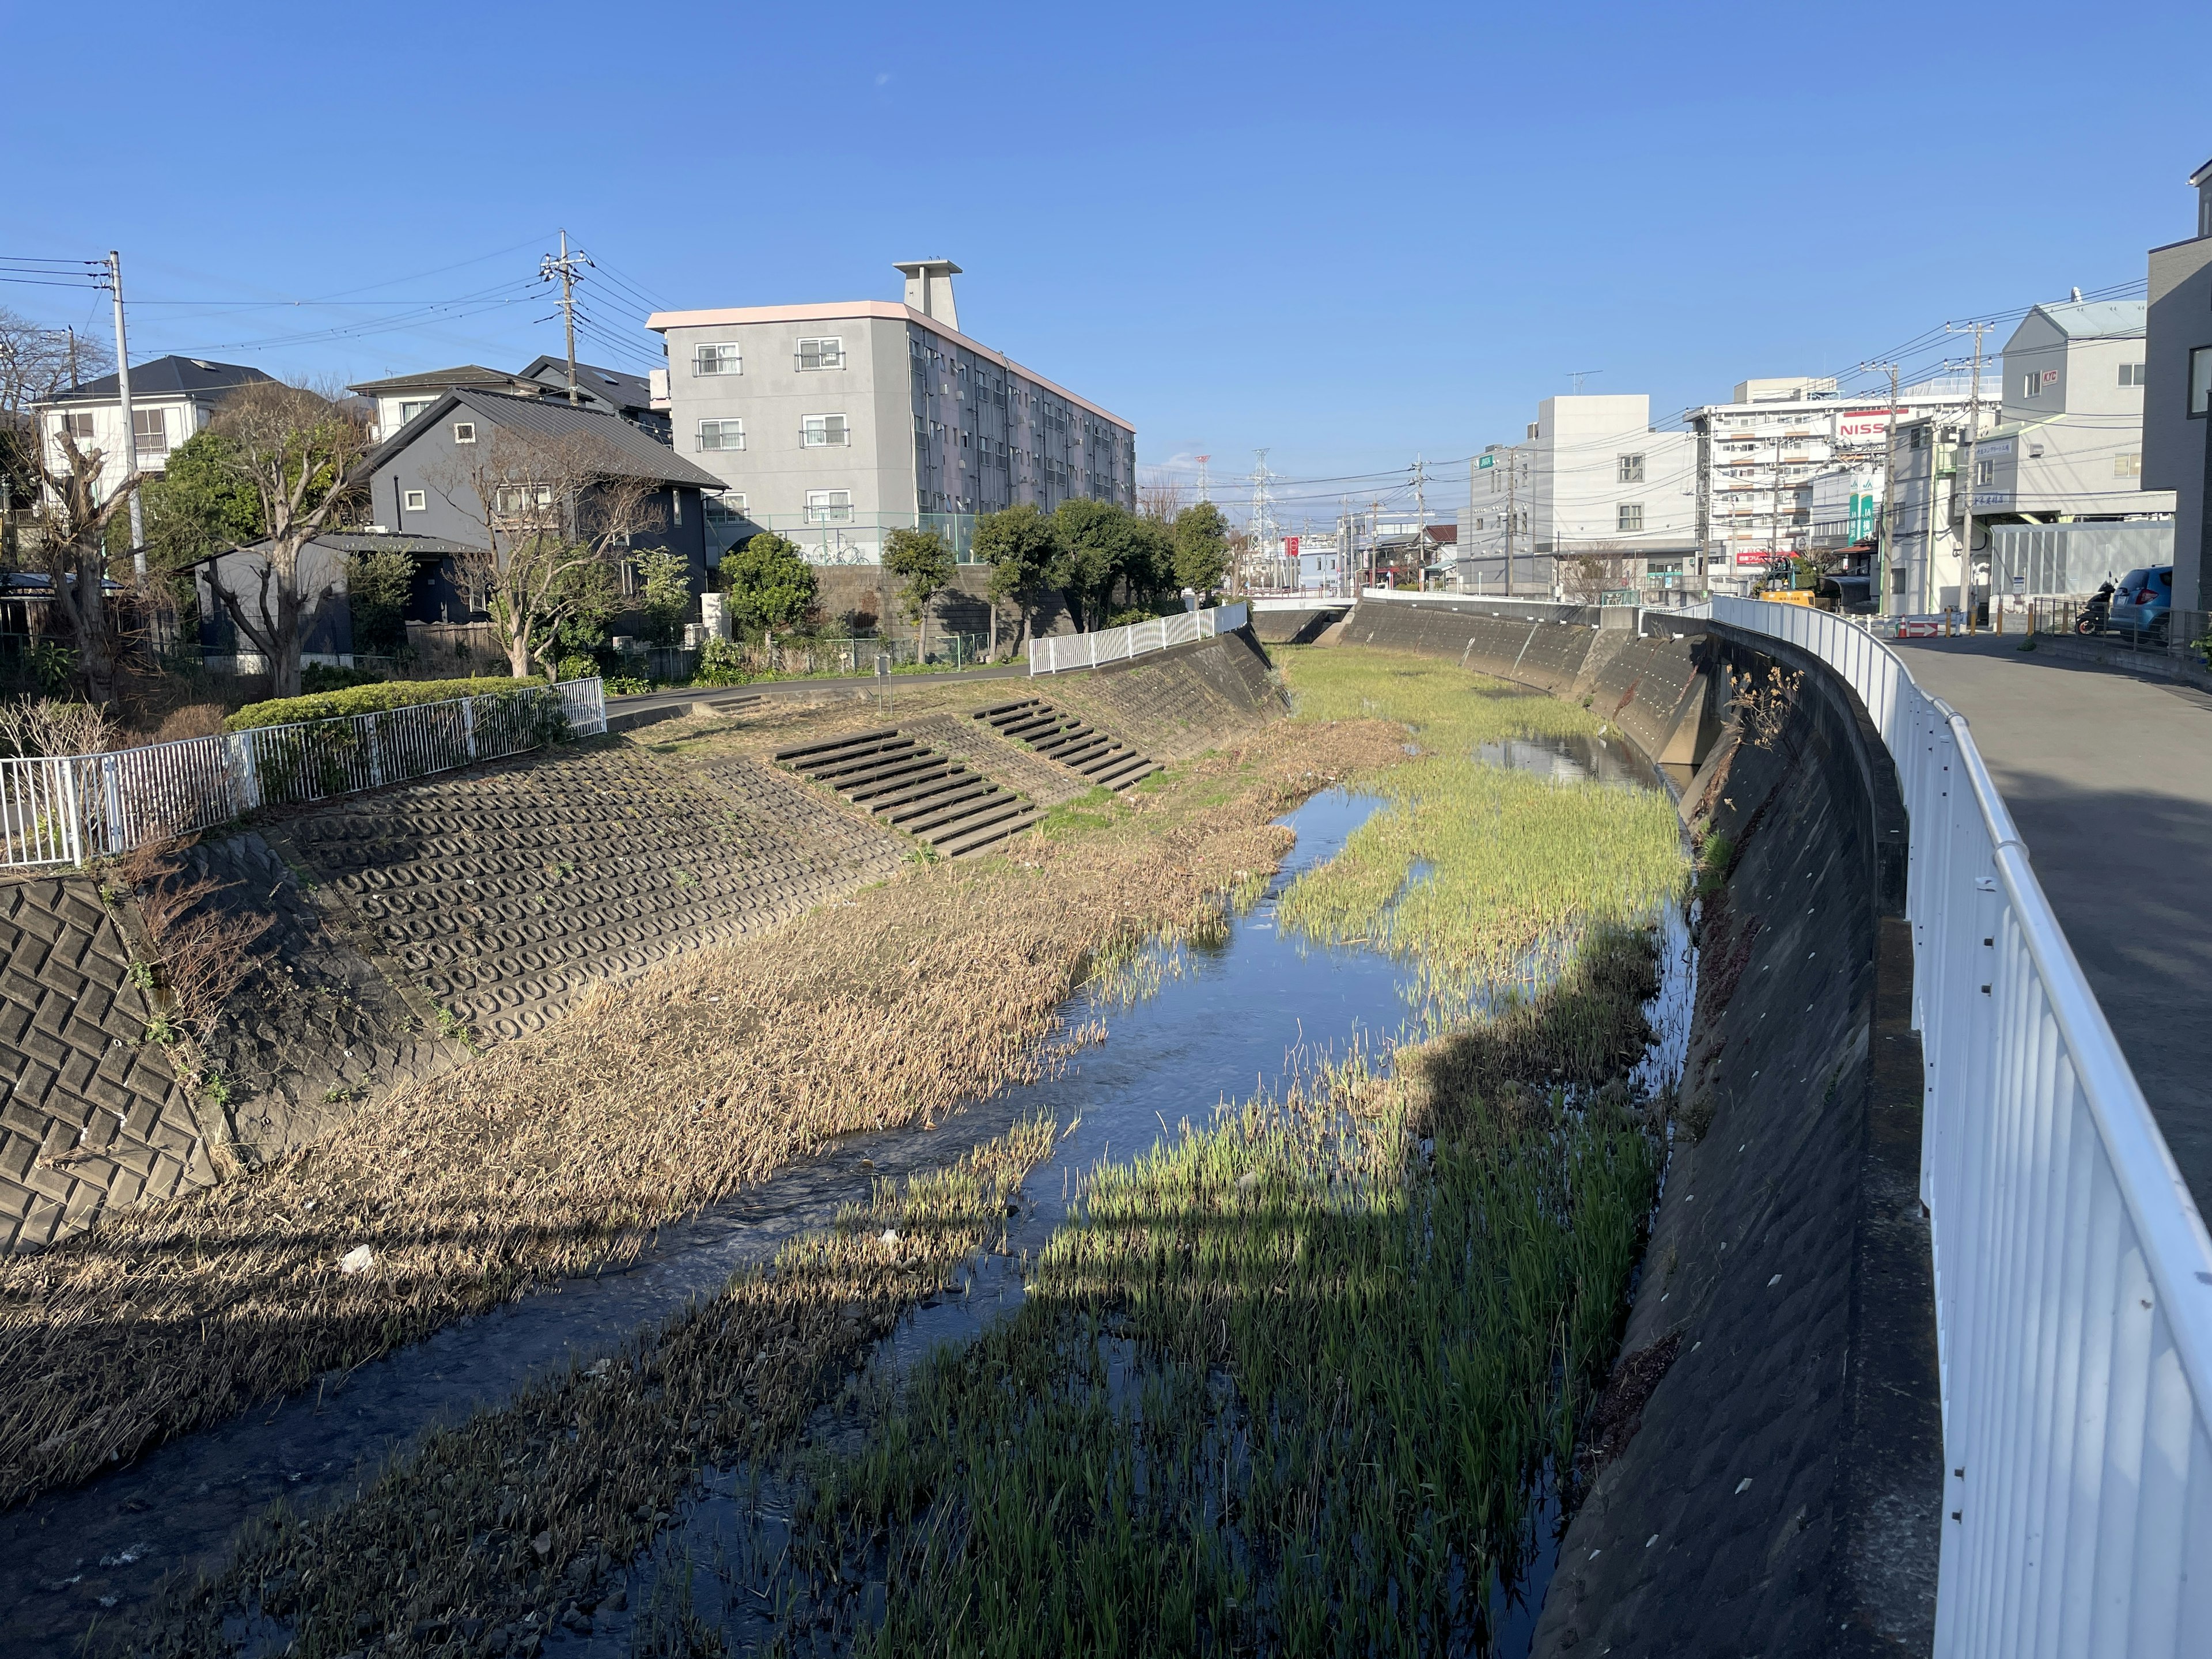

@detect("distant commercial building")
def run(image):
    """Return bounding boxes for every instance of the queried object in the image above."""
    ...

[32,355,273,501]
[2145,154,2212,609]
[1887,297,2173,611]
[1687,379,1987,583]
[647,260,1135,566]
[1459,395,1695,593]
[350,358,666,445]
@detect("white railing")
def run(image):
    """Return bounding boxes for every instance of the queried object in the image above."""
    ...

[1701,595,2212,1657]
[1,679,607,869]
[1028,602,1250,676]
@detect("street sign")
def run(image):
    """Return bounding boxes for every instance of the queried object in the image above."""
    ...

[1477,454,1495,469]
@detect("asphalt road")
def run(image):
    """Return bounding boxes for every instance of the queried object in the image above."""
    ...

[605,661,1029,724]
[1895,632,2212,1210]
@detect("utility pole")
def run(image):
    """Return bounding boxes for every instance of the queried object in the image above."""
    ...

[540,230,592,404]
[1412,454,1429,590]
[1948,322,1994,627]
[106,251,145,573]
[66,327,79,388]
[1862,360,1901,616]
[1505,449,1520,598]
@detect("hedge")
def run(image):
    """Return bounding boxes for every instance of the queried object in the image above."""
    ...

[225,676,548,733]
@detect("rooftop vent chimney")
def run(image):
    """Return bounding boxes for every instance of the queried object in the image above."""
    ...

[893,259,962,331]
[2071,286,2083,301]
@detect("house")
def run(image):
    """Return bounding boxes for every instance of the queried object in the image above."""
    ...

[31,355,274,499]
[2145,154,2212,610]
[349,359,669,445]
[646,259,1136,567]
[354,388,719,628]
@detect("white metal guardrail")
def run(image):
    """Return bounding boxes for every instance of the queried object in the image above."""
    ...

[1028,602,1250,676]
[1,678,606,869]
[1691,595,2212,1656]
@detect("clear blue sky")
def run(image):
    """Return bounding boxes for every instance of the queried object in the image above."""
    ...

[7,0,2208,523]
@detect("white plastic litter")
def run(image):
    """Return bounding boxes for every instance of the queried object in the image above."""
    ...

[339,1244,374,1275]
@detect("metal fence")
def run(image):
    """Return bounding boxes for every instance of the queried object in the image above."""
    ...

[1028,603,1251,676]
[2025,597,2211,662]
[1685,595,2212,1655]
[1,678,607,869]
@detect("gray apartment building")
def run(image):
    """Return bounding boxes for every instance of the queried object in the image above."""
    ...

[647,260,1135,565]
[2145,155,2212,610]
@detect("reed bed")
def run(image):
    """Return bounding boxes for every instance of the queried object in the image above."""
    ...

[129,1122,1058,1658]
[767,924,1667,1657]
[0,717,1408,1510]
[1276,648,1688,1020]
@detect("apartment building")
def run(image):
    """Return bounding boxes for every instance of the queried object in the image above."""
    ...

[1459,394,1696,592]
[1884,298,2174,611]
[647,261,1135,565]
[1688,378,1984,580]
[2145,155,2212,609]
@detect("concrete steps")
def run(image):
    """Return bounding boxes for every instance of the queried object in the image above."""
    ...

[973,698,1160,792]
[773,729,1039,859]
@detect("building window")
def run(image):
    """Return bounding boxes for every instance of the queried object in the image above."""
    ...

[2115,453,2143,478]
[796,337,844,370]
[1617,503,1643,532]
[133,408,168,457]
[1976,459,1996,486]
[2118,362,2147,387]
[2022,371,2041,400]
[693,343,741,376]
[1618,453,1644,483]
[804,489,852,525]
[58,411,96,442]
[697,418,745,451]
[453,421,476,444]
[492,483,555,518]
[801,414,850,448]
[403,489,426,512]
[399,399,435,423]
[2191,345,2212,417]
[703,494,749,532]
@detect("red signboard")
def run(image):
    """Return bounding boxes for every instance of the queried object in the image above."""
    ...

[1285,536,1300,558]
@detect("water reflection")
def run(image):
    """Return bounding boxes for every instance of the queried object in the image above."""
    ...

[1475,731,1662,791]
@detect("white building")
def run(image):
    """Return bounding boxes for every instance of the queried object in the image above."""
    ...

[32,355,274,501]
[1459,393,1696,593]
[647,260,1135,566]
[1688,378,1989,580]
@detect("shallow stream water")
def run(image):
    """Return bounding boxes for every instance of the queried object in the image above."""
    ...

[3,748,1691,1658]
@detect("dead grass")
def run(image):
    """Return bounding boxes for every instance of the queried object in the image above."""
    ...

[0,717,1407,1509]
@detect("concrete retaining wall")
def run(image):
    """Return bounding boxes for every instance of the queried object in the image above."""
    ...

[1532,622,1941,1657]
[1043,628,1287,761]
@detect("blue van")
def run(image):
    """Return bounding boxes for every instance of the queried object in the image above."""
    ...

[2109,565,2173,641]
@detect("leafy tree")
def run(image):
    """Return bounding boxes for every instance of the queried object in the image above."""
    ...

[972,503,1063,658]
[344,547,416,657]
[1052,498,1143,630]
[1171,501,1231,599]
[550,557,622,661]
[635,548,692,647]
[142,430,263,570]
[883,526,956,658]
[722,531,819,632]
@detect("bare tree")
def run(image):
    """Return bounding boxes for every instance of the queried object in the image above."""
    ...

[429,426,660,680]
[1560,546,1637,605]
[18,426,142,702]
[199,382,372,698]
[1137,478,1185,523]
[0,307,114,417]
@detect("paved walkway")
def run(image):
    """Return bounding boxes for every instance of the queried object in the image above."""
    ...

[1895,633,2212,1210]
[607,662,1027,722]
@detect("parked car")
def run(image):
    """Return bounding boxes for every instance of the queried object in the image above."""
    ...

[2108,565,2173,641]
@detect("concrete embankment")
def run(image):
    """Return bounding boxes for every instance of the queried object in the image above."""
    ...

[0,631,1284,1253]
[1331,599,1944,1655]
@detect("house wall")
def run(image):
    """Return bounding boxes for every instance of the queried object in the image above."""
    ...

[2146,234,2212,610]
[34,395,213,499]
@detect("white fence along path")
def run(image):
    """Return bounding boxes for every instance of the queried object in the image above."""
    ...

[1028,602,1251,676]
[1687,596,2212,1656]
[1,677,607,869]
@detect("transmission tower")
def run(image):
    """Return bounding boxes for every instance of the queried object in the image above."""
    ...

[1195,454,1211,502]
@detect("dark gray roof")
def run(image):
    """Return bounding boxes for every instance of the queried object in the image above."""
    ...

[44,355,274,406]
[313,531,477,556]
[347,364,513,396]
[359,389,719,488]
[517,356,656,413]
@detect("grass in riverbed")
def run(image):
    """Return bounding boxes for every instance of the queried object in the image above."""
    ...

[1277,647,1688,1017]
[772,924,1665,1657]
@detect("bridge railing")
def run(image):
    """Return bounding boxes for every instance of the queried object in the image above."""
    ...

[1690,595,2212,1656]
[1028,602,1249,676]
[1,678,607,869]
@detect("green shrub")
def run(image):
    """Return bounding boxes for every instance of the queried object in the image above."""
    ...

[555,655,601,684]
[604,676,652,695]
[301,662,387,694]
[226,676,534,732]
[691,636,750,687]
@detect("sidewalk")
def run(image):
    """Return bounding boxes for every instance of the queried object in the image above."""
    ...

[1895,632,2212,1210]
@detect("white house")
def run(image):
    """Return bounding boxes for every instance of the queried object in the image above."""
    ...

[31,355,273,500]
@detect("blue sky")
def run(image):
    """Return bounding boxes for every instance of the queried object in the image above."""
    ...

[7,0,2209,523]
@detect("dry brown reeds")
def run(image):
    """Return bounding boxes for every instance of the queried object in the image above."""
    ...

[111,839,274,1041]
[0,717,1407,1509]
